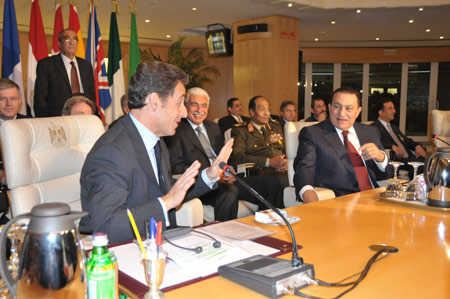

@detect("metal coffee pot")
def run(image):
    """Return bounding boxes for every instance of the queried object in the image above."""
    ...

[424,147,450,208]
[0,202,88,299]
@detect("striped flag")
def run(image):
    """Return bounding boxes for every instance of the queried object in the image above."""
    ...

[108,11,126,123]
[69,1,85,59]
[86,0,111,121]
[27,0,49,117]
[51,1,64,55]
[128,11,140,80]
[1,0,25,115]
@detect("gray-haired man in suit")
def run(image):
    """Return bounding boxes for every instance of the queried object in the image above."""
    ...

[79,62,233,243]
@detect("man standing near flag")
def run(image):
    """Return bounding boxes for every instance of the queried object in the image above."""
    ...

[34,29,95,117]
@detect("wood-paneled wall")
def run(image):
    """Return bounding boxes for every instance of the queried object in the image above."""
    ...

[233,15,299,119]
[300,46,450,63]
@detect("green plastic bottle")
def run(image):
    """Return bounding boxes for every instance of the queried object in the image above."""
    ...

[87,233,115,299]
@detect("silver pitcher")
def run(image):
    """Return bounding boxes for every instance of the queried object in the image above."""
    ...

[424,147,450,208]
[0,202,88,299]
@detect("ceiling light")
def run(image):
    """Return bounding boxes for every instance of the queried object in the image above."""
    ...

[192,7,197,11]
[288,3,293,8]
[409,19,414,23]
[331,21,336,24]
[356,9,361,13]
[145,19,150,23]
[426,29,431,32]
[166,34,171,38]
[314,38,319,41]
[376,37,380,41]
[419,7,424,11]
[440,36,444,39]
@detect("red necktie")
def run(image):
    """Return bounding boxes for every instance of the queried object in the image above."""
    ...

[70,61,81,94]
[342,130,372,191]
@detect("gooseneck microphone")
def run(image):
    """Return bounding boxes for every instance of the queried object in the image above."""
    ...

[219,162,303,267]
[431,134,450,146]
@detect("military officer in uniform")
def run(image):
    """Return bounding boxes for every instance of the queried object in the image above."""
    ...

[230,95,288,188]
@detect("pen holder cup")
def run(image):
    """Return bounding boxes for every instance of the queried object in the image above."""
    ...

[142,250,167,299]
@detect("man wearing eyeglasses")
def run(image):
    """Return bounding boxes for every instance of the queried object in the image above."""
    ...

[34,29,95,117]
[0,78,28,223]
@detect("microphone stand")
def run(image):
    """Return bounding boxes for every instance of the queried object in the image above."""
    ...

[220,162,303,268]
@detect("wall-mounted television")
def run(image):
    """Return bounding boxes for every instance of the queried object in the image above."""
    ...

[205,24,233,57]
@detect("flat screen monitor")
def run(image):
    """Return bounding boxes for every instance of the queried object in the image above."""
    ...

[205,27,233,57]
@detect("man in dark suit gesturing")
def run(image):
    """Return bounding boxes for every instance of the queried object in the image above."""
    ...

[79,62,233,243]
[34,29,95,117]
[294,87,391,203]
[371,98,427,178]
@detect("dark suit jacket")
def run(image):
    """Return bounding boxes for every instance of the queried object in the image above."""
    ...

[166,119,223,174]
[34,54,95,117]
[304,115,317,122]
[293,119,391,197]
[218,115,250,134]
[79,114,213,244]
[371,119,422,159]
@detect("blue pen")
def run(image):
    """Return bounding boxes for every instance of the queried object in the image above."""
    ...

[149,218,157,258]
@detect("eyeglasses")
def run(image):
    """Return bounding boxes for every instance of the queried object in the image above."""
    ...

[61,36,79,43]
[0,97,19,102]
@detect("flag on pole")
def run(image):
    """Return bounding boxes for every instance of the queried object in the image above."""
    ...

[108,10,126,123]
[69,1,85,58]
[86,0,111,121]
[128,8,140,80]
[1,0,26,115]
[27,0,49,117]
[51,1,64,55]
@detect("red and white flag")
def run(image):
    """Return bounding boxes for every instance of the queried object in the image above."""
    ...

[27,0,48,116]
[69,1,85,58]
[51,2,64,55]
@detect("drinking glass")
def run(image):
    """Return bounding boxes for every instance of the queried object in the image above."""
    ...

[143,251,167,299]
[405,161,425,202]
[386,161,405,199]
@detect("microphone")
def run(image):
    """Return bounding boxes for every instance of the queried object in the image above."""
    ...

[218,163,314,298]
[431,134,450,146]
[219,162,302,267]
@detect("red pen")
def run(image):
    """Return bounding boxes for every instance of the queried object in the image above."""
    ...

[156,221,163,257]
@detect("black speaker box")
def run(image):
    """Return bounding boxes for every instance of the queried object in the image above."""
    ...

[237,23,268,34]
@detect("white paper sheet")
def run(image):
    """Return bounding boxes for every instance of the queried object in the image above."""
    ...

[114,228,279,290]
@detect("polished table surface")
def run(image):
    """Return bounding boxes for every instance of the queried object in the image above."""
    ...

[163,187,450,299]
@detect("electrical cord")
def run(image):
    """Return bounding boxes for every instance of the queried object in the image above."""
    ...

[293,248,394,299]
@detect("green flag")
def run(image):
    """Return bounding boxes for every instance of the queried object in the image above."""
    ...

[108,11,125,123]
[128,12,140,80]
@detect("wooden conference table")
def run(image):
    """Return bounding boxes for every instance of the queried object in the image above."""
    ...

[161,187,450,299]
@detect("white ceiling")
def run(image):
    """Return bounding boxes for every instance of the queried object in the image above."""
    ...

[4,0,450,48]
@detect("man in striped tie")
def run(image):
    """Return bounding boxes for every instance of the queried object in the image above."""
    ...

[294,87,392,203]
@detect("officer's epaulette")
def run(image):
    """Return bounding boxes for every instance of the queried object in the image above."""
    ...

[233,123,247,127]
[270,119,280,125]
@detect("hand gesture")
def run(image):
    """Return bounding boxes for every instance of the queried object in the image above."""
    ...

[206,138,234,180]
[360,143,385,162]
[161,160,201,210]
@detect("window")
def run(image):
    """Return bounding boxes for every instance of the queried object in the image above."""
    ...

[406,63,430,136]
[368,63,402,125]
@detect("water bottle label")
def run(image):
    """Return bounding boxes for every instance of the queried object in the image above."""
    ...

[87,269,115,299]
